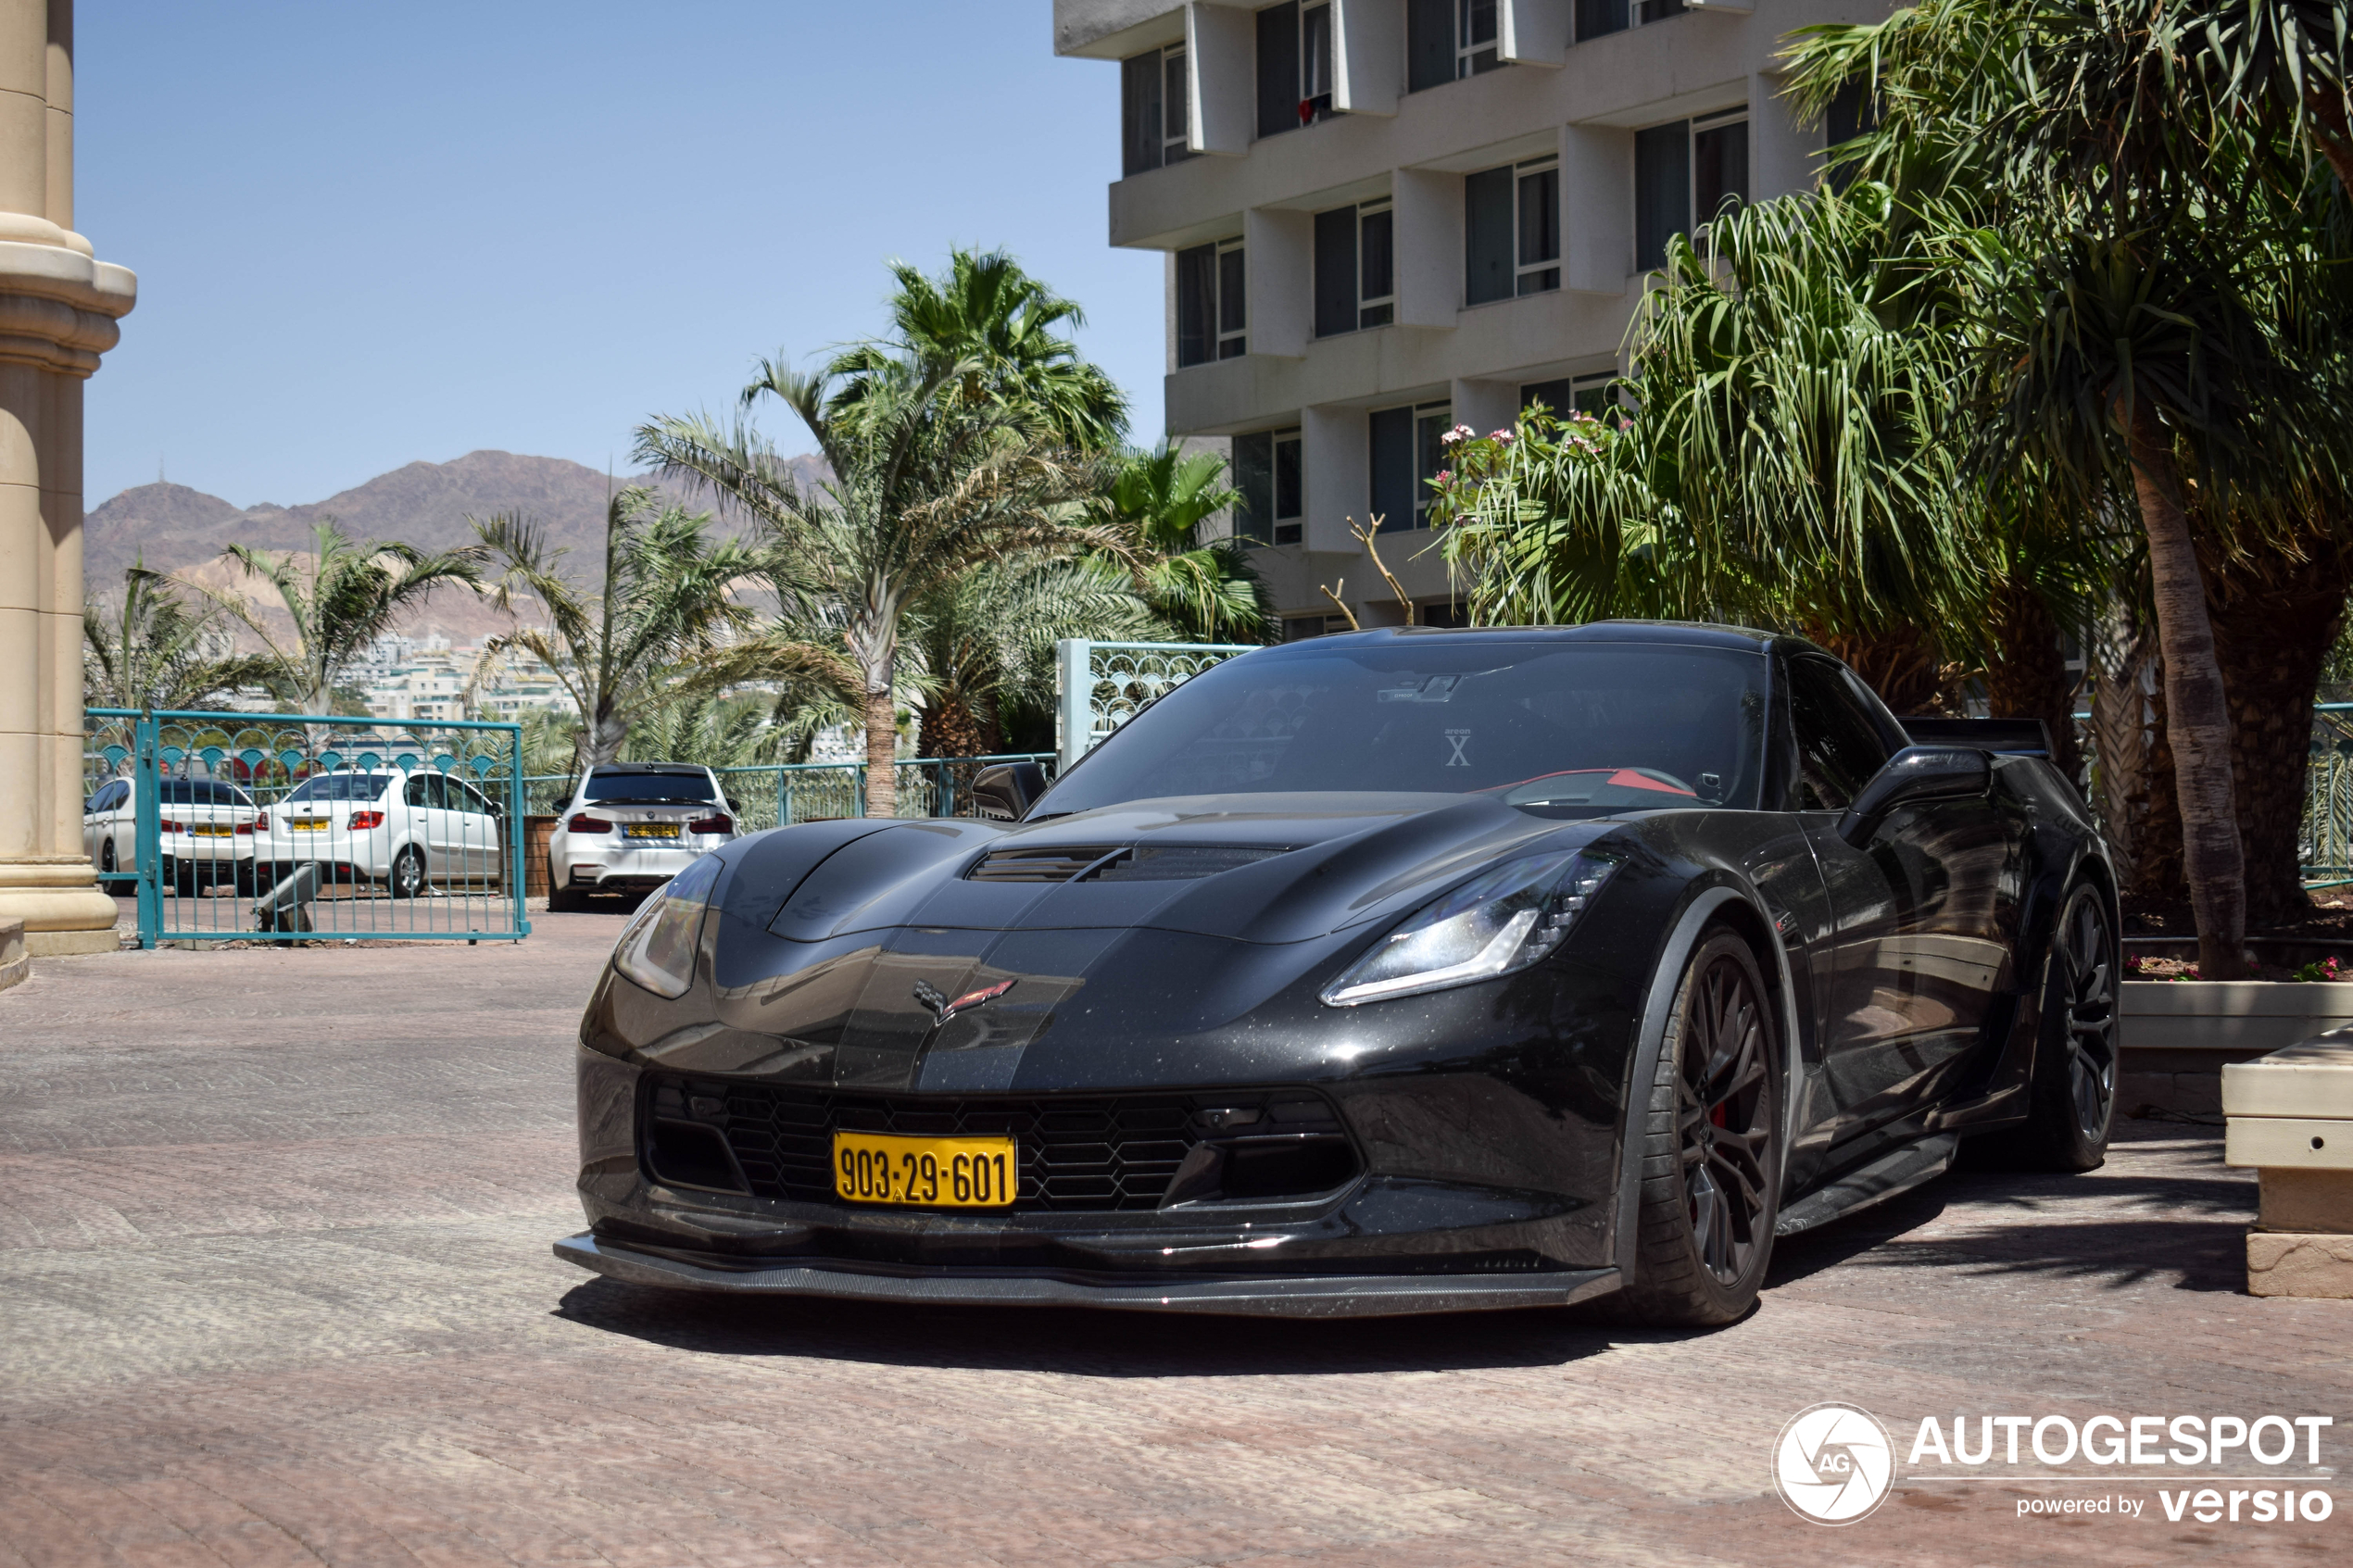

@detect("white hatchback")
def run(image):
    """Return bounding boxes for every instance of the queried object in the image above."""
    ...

[546,763,735,910]
[254,768,506,898]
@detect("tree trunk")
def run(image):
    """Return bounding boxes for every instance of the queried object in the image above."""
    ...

[918,695,995,759]
[2203,528,2350,929]
[2090,596,2177,904]
[863,684,898,819]
[1983,574,2083,784]
[2305,92,2353,201]
[2129,407,2246,978]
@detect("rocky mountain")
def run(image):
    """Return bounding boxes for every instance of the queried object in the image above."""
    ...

[83,448,826,647]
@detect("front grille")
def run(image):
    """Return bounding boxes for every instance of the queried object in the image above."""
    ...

[646,1077,1358,1212]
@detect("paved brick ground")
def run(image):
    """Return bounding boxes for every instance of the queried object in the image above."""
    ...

[2,909,2347,1566]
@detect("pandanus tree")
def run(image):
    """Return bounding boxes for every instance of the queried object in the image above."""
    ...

[208,519,481,716]
[1787,0,2353,977]
[1091,443,1276,645]
[469,487,757,771]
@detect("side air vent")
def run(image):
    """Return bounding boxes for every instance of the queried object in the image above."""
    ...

[967,847,1122,883]
[1086,846,1288,882]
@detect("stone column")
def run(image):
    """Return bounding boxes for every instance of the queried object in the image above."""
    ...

[0,0,135,955]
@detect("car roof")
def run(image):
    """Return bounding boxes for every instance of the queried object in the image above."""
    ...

[1264,620,1796,654]
[585,762,712,775]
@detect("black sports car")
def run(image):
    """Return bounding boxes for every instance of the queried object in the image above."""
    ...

[558,622,2119,1324]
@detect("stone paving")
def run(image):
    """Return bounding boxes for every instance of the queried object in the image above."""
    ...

[1,909,2347,1567]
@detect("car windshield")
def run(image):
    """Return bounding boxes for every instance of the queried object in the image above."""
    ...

[285,772,393,803]
[1039,641,1768,815]
[583,771,716,805]
[157,780,254,807]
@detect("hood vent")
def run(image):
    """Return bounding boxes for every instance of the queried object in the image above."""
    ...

[968,844,1288,884]
[967,846,1124,883]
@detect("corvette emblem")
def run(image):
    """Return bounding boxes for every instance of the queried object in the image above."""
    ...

[913,977,1015,1025]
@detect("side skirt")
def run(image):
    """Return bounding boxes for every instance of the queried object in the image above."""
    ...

[1773,1133,1957,1238]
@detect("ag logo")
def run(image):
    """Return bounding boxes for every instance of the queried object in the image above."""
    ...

[1773,1403,1894,1524]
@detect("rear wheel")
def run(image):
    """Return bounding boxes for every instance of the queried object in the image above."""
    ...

[1617,930,1781,1328]
[1970,882,2117,1172]
[388,845,427,899]
[98,838,116,874]
[547,880,587,912]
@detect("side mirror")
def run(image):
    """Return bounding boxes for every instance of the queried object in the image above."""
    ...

[970,761,1048,822]
[1836,746,1990,848]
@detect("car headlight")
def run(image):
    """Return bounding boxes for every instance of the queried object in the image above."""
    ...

[611,852,724,997]
[1320,849,1620,1008]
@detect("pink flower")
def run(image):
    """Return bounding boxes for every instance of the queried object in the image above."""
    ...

[1617,417,1633,431]
[1434,469,1452,483]
[1491,430,1513,444]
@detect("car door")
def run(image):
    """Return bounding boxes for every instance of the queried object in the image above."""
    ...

[85,779,128,863]
[403,771,447,870]
[447,775,502,882]
[1786,656,2015,1147]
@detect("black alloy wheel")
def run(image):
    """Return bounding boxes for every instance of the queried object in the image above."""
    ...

[1677,948,1776,1286]
[388,845,427,900]
[1619,929,1781,1326]
[2055,886,2119,1141]
[98,838,116,873]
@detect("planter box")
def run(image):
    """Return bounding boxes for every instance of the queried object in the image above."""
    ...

[2224,1032,2353,1297]
[2120,980,2353,1115]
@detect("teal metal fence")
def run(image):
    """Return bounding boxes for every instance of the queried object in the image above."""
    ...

[521,753,1059,830]
[84,709,529,947]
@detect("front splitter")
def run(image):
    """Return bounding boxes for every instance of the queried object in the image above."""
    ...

[555,1232,1620,1319]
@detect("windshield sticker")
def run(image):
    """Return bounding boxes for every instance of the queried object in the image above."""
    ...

[1378,675,1465,703]
[1445,729,1471,767]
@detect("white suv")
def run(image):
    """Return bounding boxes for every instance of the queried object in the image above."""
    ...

[546,763,735,911]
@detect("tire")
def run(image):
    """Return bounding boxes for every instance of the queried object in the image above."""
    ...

[546,882,586,912]
[388,844,427,899]
[1968,882,2118,1172]
[166,857,196,897]
[1616,929,1782,1328]
[98,838,116,874]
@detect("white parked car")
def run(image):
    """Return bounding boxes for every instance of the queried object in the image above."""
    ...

[253,768,506,898]
[546,763,735,911]
[83,776,266,893]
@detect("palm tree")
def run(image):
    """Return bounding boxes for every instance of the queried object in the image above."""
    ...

[470,487,756,770]
[1786,0,2353,977]
[622,690,785,770]
[1092,444,1276,644]
[902,555,1162,758]
[207,518,481,717]
[640,253,1126,818]
[84,558,279,712]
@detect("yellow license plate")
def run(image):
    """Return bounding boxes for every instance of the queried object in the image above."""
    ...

[832,1131,1017,1208]
[191,824,235,837]
[290,819,330,831]
[625,822,682,839]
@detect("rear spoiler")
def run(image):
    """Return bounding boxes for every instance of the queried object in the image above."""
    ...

[1898,717,2054,759]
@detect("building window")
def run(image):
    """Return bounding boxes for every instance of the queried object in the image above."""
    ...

[1635,110,1747,270]
[1409,0,1507,91]
[1419,600,1471,627]
[1520,373,1617,418]
[1637,0,1686,21]
[1257,1,1336,139]
[1286,613,1350,640]
[1121,44,1196,176]
[1467,155,1560,305]
[1234,427,1303,546]
[1176,238,1246,367]
[1370,401,1450,533]
[1825,80,1878,193]
[1315,199,1393,336]
[1576,0,1629,40]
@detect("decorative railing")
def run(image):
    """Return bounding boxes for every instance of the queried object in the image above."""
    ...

[1053,639,1258,771]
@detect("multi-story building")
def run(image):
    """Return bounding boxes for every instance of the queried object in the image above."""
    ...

[1053,0,1890,635]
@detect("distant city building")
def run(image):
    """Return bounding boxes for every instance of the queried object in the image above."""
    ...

[1052,0,1891,634]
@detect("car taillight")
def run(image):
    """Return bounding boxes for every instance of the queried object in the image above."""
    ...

[688,814,733,834]
[256,811,268,831]
[569,813,612,833]
[158,818,183,833]
[347,810,386,830]
[233,821,255,834]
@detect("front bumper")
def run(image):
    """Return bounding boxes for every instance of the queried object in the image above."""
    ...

[555,1230,1620,1317]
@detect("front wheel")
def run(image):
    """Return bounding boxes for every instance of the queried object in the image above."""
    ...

[1616,929,1781,1328]
[387,845,427,899]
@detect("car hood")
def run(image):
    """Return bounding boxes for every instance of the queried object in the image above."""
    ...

[761,792,1609,947]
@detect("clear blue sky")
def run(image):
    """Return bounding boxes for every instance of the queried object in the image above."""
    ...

[79,2,1161,509]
